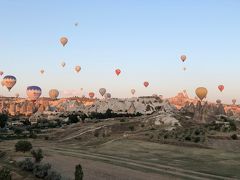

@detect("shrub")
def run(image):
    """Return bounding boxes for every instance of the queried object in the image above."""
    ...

[0,114,8,128]
[194,136,201,143]
[94,131,99,137]
[128,126,134,131]
[0,167,11,180]
[68,115,79,124]
[33,163,51,178]
[15,141,32,153]
[120,119,125,123]
[44,136,49,140]
[44,170,61,180]
[18,158,34,171]
[29,132,37,139]
[231,134,238,140]
[14,128,24,135]
[31,149,44,163]
[75,164,84,180]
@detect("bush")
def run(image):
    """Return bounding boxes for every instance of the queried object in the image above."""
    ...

[0,167,11,180]
[94,131,99,137]
[68,115,79,124]
[29,132,37,139]
[75,164,84,180]
[44,170,61,180]
[18,158,34,171]
[31,149,44,163]
[0,114,8,128]
[231,134,238,140]
[33,163,51,178]
[15,141,32,153]
[14,128,24,135]
[129,126,134,131]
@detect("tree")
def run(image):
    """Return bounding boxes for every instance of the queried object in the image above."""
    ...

[0,167,11,180]
[75,164,83,180]
[0,114,8,128]
[31,149,44,163]
[15,141,32,153]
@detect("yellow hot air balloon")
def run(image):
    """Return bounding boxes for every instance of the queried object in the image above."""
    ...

[60,37,68,47]
[75,66,81,73]
[49,89,59,100]
[195,87,208,101]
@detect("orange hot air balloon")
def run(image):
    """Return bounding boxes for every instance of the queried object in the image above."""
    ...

[180,55,187,62]
[60,37,68,47]
[115,69,121,76]
[232,99,237,105]
[89,92,95,99]
[143,81,149,87]
[195,87,208,101]
[218,85,224,92]
[75,66,81,73]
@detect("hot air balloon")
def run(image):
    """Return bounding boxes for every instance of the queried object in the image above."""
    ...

[143,81,149,88]
[232,99,237,105]
[15,93,19,98]
[183,67,187,71]
[1,80,4,87]
[75,22,79,26]
[61,62,66,67]
[3,75,17,91]
[49,89,59,100]
[80,88,83,91]
[0,71,3,76]
[131,89,136,95]
[218,85,224,92]
[216,99,221,104]
[60,37,68,47]
[115,69,121,76]
[89,92,95,99]
[40,69,44,74]
[195,87,208,101]
[99,88,106,97]
[180,55,187,62]
[26,86,42,101]
[104,93,111,99]
[75,66,81,73]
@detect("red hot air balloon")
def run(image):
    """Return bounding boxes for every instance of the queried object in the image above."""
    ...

[143,81,149,87]
[218,85,224,92]
[115,69,121,76]
[89,92,95,99]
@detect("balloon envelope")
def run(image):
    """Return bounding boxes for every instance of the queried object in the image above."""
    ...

[89,92,95,99]
[218,85,224,92]
[0,71,3,76]
[216,99,221,104]
[195,87,208,101]
[60,37,68,47]
[115,69,121,76]
[61,62,66,67]
[104,93,111,99]
[49,89,59,100]
[75,66,81,73]
[27,86,42,101]
[15,93,19,98]
[232,99,237,105]
[143,81,149,87]
[180,55,187,62]
[40,70,44,74]
[131,89,136,95]
[3,75,17,91]
[99,88,106,97]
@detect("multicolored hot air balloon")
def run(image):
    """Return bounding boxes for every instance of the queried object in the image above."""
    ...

[49,89,59,100]
[195,87,208,101]
[115,69,121,76]
[61,62,66,67]
[143,81,149,87]
[218,85,224,92]
[99,88,106,97]
[131,89,136,95]
[232,99,237,105]
[75,66,81,73]
[104,93,111,99]
[89,92,95,99]
[40,69,44,74]
[26,86,42,101]
[60,37,68,47]
[0,71,3,76]
[180,55,187,62]
[3,75,17,91]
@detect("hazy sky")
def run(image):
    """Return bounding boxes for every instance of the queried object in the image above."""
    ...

[0,0,240,103]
